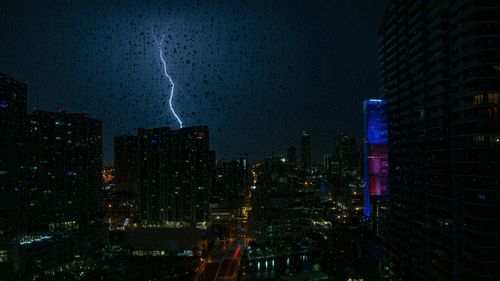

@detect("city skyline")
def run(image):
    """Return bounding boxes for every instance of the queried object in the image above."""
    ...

[0,0,388,163]
[1,1,499,280]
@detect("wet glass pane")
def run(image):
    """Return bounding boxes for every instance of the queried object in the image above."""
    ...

[2,0,499,280]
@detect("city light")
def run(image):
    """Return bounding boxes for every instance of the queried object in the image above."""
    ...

[19,235,52,245]
[2,2,498,280]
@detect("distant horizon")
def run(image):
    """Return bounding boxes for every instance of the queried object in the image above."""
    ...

[9,72,367,165]
[0,0,386,163]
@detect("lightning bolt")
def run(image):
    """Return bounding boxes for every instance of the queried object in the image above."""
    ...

[154,33,183,128]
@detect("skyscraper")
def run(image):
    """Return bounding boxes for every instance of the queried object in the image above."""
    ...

[322,153,331,171]
[379,1,500,280]
[1,77,105,276]
[17,109,106,277]
[362,99,388,234]
[0,74,27,274]
[137,127,172,224]
[25,110,103,233]
[134,126,213,225]
[300,131,311,172]
[335,133,357,177]
[170,126,212,225]
[212,157,249,208]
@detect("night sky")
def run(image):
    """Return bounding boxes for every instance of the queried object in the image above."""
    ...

[1,0,388,163]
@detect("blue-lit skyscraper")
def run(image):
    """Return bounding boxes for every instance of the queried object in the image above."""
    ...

[363,99,388,221]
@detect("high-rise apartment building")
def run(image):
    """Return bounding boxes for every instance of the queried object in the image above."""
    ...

[130,126,213,225]
[170,126,212,224]
[14,109,107,277]
[1,77,106,277]
[212,157,249,208]
[363,99,389,237]
[25,110,103,232]
[137,127,172,224]
[0,74,27,274]
[379,1,500,280]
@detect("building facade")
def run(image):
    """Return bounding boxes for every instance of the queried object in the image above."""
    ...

[137,127,173,224]
[335,133,358,177]
[0,74,28,275]
[25,110,103,234]
[6,109,106,277]
[212,157,249,208]
[126,126,213,225]
[379,1,500,280]
[363,99,389,239]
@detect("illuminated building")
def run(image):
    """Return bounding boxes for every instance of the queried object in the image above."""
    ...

[135,127,172,224]
[133,126,213,225]
[212,157,249,208]
[362,99,388,237]
[1,78,106,277]
[25,110,103,233]
[248,156,307,259]
[363,99,388,216]
[300,131,311,172]
[379,1,500,279]
[0,74,27,275]
[102,166,115,186]
[322,153,331,171]
[15,234,73,275]
[16,110,106,276]
[170,126,213,224]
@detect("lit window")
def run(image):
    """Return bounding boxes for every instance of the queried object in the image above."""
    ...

[473,135,485,144]
[487,92,500,104]
[0,250,7,263]
[493,64,500,75]
[474,94,484,105]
